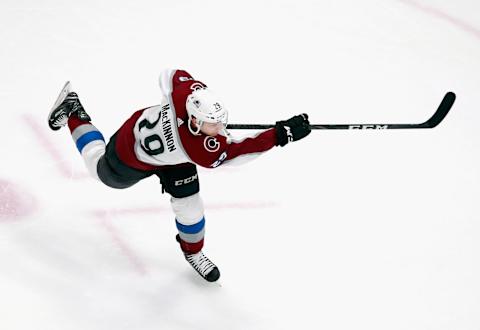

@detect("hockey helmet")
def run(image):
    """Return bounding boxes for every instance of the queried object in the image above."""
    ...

[186,88,228,135]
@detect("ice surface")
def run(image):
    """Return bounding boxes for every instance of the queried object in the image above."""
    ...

[1,0,479,329]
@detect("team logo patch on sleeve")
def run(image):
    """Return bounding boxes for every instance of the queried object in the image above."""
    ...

[204,136,220,152]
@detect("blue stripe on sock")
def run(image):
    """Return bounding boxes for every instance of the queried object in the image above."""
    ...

[76,131,105,153]
[176,217,205,234]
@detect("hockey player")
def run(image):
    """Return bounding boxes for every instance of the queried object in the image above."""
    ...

[48,69,311,282]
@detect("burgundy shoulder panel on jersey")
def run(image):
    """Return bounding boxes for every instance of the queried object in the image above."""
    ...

[171,70,207,121]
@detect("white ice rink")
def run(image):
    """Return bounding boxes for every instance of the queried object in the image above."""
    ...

[1,0,479,329]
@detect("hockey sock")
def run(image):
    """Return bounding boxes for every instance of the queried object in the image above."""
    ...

[176,217,205,254]
[67,115,106,179]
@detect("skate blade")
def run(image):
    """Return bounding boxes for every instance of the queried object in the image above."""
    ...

[47,81,72,121]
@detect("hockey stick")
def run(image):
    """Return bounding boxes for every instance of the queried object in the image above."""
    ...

[226,92,455,130]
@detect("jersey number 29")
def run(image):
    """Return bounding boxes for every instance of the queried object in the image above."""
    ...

[138,115,164,156]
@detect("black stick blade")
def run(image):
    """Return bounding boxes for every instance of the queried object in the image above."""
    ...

[421,91,456,128]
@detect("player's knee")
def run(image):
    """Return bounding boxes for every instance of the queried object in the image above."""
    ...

[171,193,204,225]
[81,141,105,181]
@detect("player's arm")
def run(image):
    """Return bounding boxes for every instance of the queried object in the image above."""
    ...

[210,113,311,167]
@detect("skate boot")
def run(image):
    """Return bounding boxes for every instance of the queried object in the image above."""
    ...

[48,81,91,131]
[176,235,221,282]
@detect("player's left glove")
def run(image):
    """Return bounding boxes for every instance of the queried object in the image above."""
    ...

[275,113,311,147]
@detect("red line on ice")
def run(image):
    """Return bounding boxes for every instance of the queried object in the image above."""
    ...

[398,0,480,40]
[93,201,278,217]
[22,115,89,179]
[94,211,148,276]
[89,201,276,274]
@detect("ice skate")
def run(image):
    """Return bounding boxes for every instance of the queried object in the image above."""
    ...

[176,235,220,282]
[48,81,91,131]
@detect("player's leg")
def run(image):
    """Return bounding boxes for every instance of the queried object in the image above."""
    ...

[48,82,150,188]
[48,82,105,180]
[68,116,106,181]
[96,133,153,189]
[159,164,220,282]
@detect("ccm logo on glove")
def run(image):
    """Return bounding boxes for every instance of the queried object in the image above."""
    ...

[275,113,311,147]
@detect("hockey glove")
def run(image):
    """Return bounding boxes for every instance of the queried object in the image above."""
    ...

[275,113,311,147]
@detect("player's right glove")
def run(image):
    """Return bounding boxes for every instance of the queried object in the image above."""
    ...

[275,113,311,147]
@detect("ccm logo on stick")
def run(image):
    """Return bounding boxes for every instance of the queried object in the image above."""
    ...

[349,125,389,130]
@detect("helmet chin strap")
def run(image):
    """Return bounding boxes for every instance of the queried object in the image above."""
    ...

[221,127,232,142]
[188,117,202,135]
[188,116,231,141]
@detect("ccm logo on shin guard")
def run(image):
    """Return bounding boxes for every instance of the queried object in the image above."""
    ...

[174,174,198,186]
